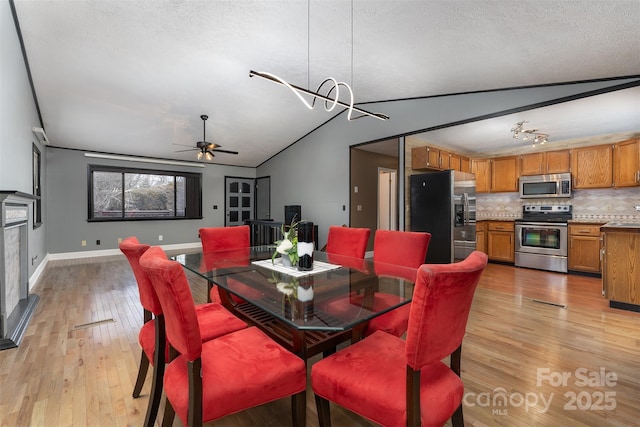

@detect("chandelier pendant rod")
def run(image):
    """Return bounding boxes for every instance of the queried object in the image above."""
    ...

[249,70,389,121]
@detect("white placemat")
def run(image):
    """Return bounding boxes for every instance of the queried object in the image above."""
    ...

[252,258,341,277]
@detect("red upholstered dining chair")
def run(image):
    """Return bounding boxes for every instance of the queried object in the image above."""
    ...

[199,225,251,303]
[311,251,488,427]
[325,225,370,258]
[324,226,371,271]
[119,237,247,427]
[139,246,307,427]
[362,229,431,337]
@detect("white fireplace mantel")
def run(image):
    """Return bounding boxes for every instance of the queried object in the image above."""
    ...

[0,191,39,350]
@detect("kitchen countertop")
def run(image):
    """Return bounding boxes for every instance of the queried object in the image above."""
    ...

[568,220,608,225]
[601,222,640,232]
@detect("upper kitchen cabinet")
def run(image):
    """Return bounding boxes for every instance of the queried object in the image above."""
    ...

[490,156,520,192]
[613,138,640,188]
[411,145,466,172]
[520,150,570,176]
[571,144,613,189]
[460,156,471,173]
[471,158,491,193]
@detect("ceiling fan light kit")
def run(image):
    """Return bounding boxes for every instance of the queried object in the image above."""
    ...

[176,114,238,161]
[511,120,549,147]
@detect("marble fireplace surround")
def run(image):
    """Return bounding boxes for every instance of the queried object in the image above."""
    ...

[0,191,39,350]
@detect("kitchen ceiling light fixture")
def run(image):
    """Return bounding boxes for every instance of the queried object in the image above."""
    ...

[511,121,549,146]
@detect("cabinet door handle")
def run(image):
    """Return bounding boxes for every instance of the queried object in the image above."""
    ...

[577,229,590,234]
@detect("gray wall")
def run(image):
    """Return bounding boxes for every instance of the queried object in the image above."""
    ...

[45,148,255,253]
[1,0,47,275]
[256,79,635,248]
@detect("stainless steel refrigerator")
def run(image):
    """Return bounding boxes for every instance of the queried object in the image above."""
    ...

[410,170,476,264]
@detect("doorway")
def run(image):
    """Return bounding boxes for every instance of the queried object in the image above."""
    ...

[255,176,271,220]
[224,177,255,226]
[349,138,400,250]
[378,168,397,230]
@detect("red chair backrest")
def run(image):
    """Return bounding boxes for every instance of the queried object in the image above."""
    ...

[405,251,488,369]
[325,226,371,259]
[373,230,431,269]
[199,225,250,252]
[140,246,202,361]
[119,236,162,315]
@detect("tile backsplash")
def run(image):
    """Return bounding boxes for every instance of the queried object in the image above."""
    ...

[477,187,640,221]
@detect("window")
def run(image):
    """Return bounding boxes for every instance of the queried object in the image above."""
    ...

[32,144,42,228]
[88,165,202,221]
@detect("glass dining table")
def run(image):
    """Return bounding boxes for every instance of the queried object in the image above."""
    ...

[172,246,417,360]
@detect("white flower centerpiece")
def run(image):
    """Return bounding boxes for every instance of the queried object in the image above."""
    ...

[272,216,299,267]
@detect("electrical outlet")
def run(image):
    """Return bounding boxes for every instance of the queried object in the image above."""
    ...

[158,235,163,241]
[96,239,101,245]
[606,205,612,212]
[635,205,640,211]
[81,240,87,247]
[117,237,122,244]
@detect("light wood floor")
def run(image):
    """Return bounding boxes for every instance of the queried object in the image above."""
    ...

[1,256,639,426]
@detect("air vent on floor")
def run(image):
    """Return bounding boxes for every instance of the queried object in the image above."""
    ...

[531,299,567,309]
[72,318,115,330]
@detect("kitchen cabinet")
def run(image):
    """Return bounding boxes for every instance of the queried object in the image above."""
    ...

[460,156,471,173]
[602,225,640,308]
[411,146,456,170]
[476,221,486,254]
[449,152,461,171]
[520,150,570,176]
[487,221,514,262]
[613,138,640,188]
[568,223,602,274]
[571,144,613,189]
[471,159,490,193]
[490,156,519,192]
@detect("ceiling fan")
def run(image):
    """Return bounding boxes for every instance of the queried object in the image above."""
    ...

[176,114,238,161]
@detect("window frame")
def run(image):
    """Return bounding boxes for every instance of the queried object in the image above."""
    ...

[32,143,42,228]
[87,164,202,222]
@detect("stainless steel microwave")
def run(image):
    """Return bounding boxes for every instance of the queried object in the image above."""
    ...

[519,173,572,199]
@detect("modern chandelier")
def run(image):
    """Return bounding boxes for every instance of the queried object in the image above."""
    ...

[249,0,389,122]
[248,70,389,121]
[511,121,549,146]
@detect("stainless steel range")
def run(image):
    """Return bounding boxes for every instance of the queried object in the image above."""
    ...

[515,205,573,273]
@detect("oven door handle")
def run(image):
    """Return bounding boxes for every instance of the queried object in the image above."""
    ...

[516,221,568,227]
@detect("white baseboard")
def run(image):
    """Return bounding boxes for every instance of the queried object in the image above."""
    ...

[30,242,202,290]
[29,253,50,292]
[46,242,202,261]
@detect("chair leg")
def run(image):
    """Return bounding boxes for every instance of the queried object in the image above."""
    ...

[291,391,306,427]
[143,355,165,427]
[132,351,149,398]
[161,399,176,427]
[452,403,464,427]
[315,395,331,427]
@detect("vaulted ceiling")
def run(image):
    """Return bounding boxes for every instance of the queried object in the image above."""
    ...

[13,0,640,167]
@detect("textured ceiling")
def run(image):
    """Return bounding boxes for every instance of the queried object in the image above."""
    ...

[13,0,640,167]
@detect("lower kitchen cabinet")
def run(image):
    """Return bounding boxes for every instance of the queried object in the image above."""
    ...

[476,221,486,254]
[602,226,640,308]
[568,223,603,274]
[487,221,514,262]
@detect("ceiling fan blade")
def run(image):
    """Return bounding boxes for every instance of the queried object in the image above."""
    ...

[211,148,239,155]
[174,148,198,152]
